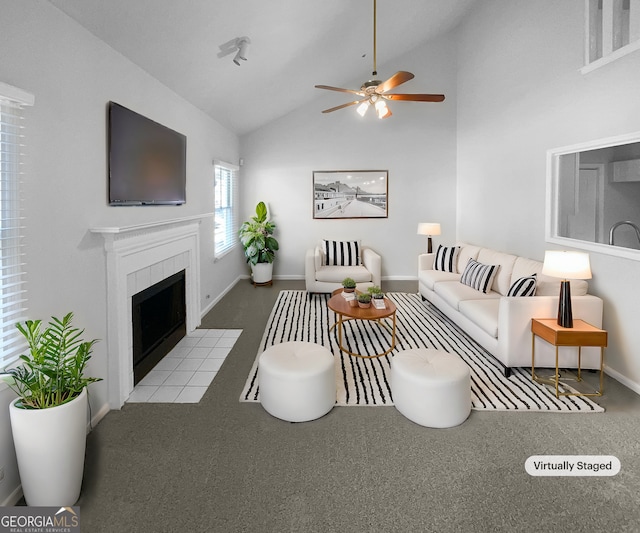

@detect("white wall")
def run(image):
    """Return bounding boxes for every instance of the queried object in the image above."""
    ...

[240,32,459,280]
[456,1,640,390]
[0,2,241,504]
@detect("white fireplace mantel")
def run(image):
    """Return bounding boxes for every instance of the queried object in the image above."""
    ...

[91,214,212,408]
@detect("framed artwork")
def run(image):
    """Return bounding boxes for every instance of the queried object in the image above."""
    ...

[312,170,388,219]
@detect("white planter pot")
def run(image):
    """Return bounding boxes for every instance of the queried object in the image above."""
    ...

[10,387,88,506]
[251,262,273,284]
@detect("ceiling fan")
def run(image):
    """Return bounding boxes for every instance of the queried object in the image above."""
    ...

[315,0,445,119]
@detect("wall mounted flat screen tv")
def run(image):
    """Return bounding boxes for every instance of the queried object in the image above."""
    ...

[108,102,186,205]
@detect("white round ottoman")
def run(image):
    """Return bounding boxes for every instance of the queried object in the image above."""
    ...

[258,341,336,422]
[391,349,471,428]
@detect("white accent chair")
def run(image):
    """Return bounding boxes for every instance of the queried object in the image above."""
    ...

[305,242,382,294]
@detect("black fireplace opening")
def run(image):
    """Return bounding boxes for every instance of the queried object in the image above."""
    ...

[132,269,186,385]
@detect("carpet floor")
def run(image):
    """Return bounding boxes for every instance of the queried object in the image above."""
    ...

[75,280,640,533]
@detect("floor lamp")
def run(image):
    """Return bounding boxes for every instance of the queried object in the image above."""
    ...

[541,251,592,328]
[417,223,441,254]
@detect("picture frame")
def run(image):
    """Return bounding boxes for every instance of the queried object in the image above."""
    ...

[313,170,388,219]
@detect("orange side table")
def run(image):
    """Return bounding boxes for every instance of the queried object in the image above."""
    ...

[531,318,607,398]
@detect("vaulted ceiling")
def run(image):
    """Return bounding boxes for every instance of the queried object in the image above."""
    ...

[48,0,477,135]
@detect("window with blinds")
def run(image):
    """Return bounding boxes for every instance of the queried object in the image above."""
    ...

[213,160,238,259]
[583,0,640,72]
[0,83,33,369]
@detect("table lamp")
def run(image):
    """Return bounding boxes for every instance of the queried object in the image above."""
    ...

[417,223,441,254]
[541,251,592,328]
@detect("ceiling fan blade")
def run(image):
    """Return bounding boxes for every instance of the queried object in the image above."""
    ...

[315,85,364,96]
[321,99,368,114]
[384,93,446,102]
[376,71,415,94]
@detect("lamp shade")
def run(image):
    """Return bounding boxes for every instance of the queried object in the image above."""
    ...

[541,251,592,280]
[417,223,441,236]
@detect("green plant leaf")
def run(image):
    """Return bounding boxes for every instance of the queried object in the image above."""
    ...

[255,201,267,222]
[3,312,101,409]
[238,202,278,264]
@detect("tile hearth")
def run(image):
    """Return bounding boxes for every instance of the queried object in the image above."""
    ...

[127,328,241,404]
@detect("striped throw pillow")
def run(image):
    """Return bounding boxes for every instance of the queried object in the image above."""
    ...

[433,245,460,273]
[460,258,498,294]
[507,274,537,297]
[323,240,360,266]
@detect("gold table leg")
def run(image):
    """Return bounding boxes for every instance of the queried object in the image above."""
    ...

[555,346,560,398]
[333,312,396,358]
[531,326,605,398]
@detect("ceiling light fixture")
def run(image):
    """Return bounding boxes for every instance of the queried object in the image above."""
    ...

[217,36,251,66]
[375,99,390,119]
[315,0,445,118]
[233,37,251,66]
[356,101,370,117]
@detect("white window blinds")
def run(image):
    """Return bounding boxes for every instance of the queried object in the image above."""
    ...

[213,160,239,259]
[0,83,33,369]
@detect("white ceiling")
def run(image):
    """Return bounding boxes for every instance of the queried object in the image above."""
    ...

[48,0,477,135]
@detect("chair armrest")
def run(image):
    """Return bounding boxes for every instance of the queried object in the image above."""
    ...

[362,247,382,287]
[305,248,318,286]
[419,253,435,271]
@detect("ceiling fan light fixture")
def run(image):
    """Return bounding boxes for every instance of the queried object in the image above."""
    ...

[356,101,370,117]
[375,99,390,119]
[315,0,445,116]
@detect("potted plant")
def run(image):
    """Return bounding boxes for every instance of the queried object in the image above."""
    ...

[1,312,100,506]
[238,201,279,285]
[357,293,372,308]
[368,285,384,299]
[342,277,357,293]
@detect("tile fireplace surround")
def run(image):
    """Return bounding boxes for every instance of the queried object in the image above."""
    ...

[92,215,207,409]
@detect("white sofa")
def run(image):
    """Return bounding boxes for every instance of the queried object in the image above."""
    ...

[418,243,604,377]
[305,241,381,294]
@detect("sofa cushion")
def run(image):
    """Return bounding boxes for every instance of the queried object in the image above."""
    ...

[536,276,589,296]
[477,249,518,295]
[434,280,501,311]
[434,245,459,273]
[459,299,500,338]
[456,243,482,274]
[510,255,588,296]
[322,240,360,266]
[315,265,371,283]
[460,258,498,294]
[418,269,461,291]
[507,274,537,297]
[511,256,543,282]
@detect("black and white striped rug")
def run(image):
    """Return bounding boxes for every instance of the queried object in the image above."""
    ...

[240,291,604,412]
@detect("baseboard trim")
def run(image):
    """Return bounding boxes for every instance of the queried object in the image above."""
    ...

[1,484,23,507]
[605,365,640,396]
[89,401,111,431]
[273,275,418,282]
[200,275,244,318]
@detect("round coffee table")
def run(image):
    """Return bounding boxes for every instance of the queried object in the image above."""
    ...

[327,291,397,358]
